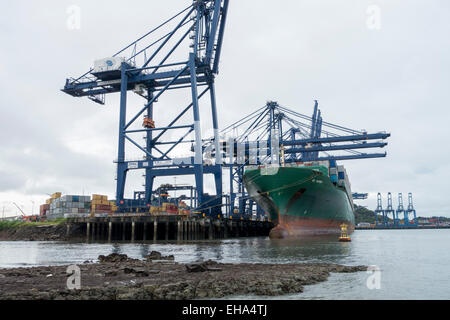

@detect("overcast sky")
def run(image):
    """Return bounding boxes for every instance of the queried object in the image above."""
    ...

[1,0,449,218]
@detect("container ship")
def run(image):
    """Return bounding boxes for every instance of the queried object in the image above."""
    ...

[243,160,355,238]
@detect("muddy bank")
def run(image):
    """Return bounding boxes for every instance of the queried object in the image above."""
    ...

[0,253,367,300]
[0,223,83,242]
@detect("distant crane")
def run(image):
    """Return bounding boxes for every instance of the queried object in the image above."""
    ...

[12,202,26,217]
[374,193,384,226]
[406,193,418,226]
[396,193,406,226]
[384,192,397,226]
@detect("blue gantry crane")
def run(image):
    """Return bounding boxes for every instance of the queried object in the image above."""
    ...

[62,0,229,214]
[396,193,406,226]
[384,192,397,226]
[205,101,390,219]
[62,1,390,220]
[406,192,418,226]
[375,193,384,226]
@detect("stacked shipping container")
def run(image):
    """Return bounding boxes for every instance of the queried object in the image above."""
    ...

[39,204,50,217]
[40,192,62,217]
[47,195,91,220]
[40,192,193,219]
[91,195,117,217]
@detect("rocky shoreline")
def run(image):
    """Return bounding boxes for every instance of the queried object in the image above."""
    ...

[0,253,367,300]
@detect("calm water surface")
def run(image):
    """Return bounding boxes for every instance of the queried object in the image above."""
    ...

[1,229,449,299]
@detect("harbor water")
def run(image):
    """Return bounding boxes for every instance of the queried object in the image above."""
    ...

[0,229,449,300]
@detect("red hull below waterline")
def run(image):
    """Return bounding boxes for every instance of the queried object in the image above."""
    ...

[269,217,355,239]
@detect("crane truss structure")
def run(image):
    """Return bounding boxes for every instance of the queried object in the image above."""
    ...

[406,192,418,226]
[205,101,390,218]
[62,0,229,211]
[375,193,385,226]
[396,193,406,226]
[384,192,398,226]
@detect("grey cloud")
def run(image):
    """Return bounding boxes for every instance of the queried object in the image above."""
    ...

[0,170,27,192]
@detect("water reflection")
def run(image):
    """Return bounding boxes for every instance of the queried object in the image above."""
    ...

[111,243,121,255]
[260,236,352,264]
[139,244,150,258]
[0,236,353,268]
[193,245,204,262]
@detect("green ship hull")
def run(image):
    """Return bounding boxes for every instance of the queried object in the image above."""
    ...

[243,166,355,238]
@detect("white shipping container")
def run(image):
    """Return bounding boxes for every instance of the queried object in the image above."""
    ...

[93,57,126,73]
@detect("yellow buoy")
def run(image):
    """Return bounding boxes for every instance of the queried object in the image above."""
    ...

[339,223,351,242]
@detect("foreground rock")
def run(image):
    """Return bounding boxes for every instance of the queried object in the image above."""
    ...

[146,251,175,262]
[0,254,367,300]
[98,253,135,264]
[186,260,223,273]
